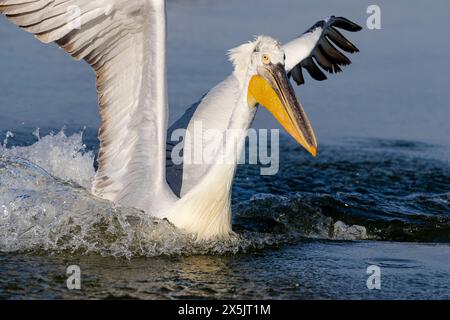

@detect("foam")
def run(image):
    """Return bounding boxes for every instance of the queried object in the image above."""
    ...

[0,130,370,257]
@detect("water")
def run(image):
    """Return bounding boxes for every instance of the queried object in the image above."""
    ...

[0,0,450,299]
[2,242,449,299]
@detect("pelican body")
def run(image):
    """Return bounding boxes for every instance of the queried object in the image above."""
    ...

[0,0,361,240]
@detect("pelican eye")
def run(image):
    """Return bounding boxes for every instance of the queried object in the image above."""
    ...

[262,54,271,65]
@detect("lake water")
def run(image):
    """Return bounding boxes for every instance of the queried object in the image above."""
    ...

[0,0,449,299]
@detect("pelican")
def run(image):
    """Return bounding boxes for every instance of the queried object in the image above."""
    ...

[0,0,361,240]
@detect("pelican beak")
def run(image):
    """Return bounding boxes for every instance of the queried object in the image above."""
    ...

[248,63,318,157]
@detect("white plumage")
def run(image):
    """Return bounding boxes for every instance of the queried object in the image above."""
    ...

[0,0,361,240]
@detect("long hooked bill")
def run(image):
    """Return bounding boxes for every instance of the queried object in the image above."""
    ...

[247,63,318,156]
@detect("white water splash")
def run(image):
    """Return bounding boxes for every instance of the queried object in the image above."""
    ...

[0,130,370,257]
[2,131,14,148]
[0,130,95,188]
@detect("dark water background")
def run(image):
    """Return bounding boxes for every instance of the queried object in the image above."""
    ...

[0,0,449,299]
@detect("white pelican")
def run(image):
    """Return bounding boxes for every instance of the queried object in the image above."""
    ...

[0,0,361,240]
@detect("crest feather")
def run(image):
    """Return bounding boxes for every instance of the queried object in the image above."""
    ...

[228,36,264,73]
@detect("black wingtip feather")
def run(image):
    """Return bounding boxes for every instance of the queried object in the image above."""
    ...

[320,37,352,66]
[302,57,327,81]
[328,16,363,32]
[291,65,305,85]
[326,26,360,53]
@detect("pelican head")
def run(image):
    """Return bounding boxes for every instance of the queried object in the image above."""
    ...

[230,36,318,157]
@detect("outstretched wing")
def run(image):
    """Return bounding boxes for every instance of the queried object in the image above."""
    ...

[283,16,362,85]
[0,0,177,214]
